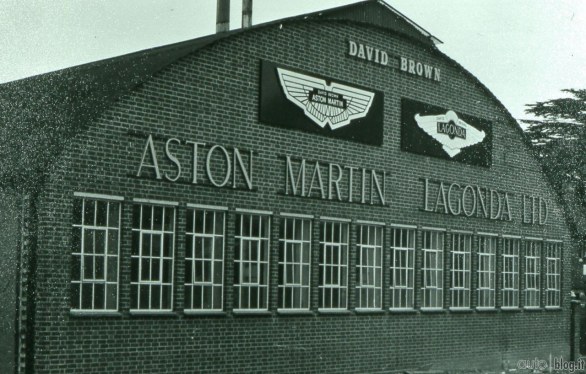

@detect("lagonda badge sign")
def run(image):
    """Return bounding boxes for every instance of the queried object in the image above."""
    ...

[260,60,384,145]
[401,98,492,167]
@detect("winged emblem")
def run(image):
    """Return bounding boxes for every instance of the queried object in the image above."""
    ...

[277,68,375,130]
[414,110,486,157]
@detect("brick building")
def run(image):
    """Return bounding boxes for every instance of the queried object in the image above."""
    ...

[0,1,579,372]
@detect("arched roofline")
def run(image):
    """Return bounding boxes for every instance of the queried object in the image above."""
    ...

[0,12,549,202]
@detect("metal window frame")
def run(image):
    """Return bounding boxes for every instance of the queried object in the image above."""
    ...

[450,233,471,309]
[355,224,383,310]
[477,235,496,308]
[71,197,121,312]
[233,211,271,312]
[524,240,542,308]
[389,227,416,310]
[501,237,520,308]
[318,220,349,311]
[545,241,562,308]
[421,230,444,309]
[184,207,226,312]
[278,216,312,311]
[130,203,176,312]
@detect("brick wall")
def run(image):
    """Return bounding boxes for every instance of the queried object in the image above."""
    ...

[31,20,575,373]
[0,190,23,374]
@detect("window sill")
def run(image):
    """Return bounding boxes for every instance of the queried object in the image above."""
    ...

[545,306,562,311]
[129,310,176,317]
[317,309,351,315]
[420,308,445,314]
[70,310,122,317]
[183,310,226,317]
[500,307,521,312]
[476,307,498,312]
[389,308,417,314]
[277,309,313,315]
[449,307,473,313]
[523,307,543,312]
[354,308,385,314]
[232,310,272,316]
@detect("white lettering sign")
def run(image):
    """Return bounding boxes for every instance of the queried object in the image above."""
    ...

[423,178,550,225]
[348,40,389,66]
[400,56,441,81]
[136,134,254,190]
[347,40,441,82]
[285,155,387,206]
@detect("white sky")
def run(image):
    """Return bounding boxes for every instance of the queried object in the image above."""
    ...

[1,0,585,120]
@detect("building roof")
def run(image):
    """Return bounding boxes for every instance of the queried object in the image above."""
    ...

[0,1,468,192]
[294,0,441,45]
[313,0,442,44]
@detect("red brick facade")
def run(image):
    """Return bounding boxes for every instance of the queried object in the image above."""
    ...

[5,8,577,374]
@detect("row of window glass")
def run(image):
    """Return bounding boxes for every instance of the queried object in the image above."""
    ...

[70,194,563,313]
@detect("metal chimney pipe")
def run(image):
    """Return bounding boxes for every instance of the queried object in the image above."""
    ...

[242,0,253,28]
[216,0,230,33]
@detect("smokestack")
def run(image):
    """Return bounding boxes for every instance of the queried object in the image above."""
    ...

[242,0,253,28]
[216,0,230,33]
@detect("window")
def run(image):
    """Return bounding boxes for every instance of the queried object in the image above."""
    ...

[355,224,383,310]
[545,241,562,308]
[71,194,121,311]
[319,220,349,311]
[525,240,542,308]
[278,216,311,310]
[450,233,471,308]
[477,235,496,308]
[390,227,415,309]
[234,211,270,311]
[185,206,225,312]
[502,238,520,308]
[131,202,176,311]
[422,230,444,309]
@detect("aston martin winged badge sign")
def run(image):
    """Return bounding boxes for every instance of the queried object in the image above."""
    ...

[277,68,375,130]
[260,61,384,145]
[401,98,492,167]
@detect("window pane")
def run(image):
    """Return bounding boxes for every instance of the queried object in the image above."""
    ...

[108,203,119,228]
[141,205,152,229]
[390,228,415,309]
[83,200,95,225]
[234,212,270,310]
[356,225,383,309]
[131,204,176,311]
[71,283,81,309]
[524,241,541,308]
[81,284,93,309]
[107,257,117,282]
[107,231,118,255]
[319,220,348,310]
[422,230,444,309]
[96,201,108,227]
[185,208,224,311]
[451,233,471,308]
[502,238,520,308]
[106,284,117,310]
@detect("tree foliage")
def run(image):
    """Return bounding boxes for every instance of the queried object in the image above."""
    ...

[523,90,586,184]
[522,89,586,234]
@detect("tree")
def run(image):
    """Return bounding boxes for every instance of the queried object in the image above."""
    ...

[522,89,586,236]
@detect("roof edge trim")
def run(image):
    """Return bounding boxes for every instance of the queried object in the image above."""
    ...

[375,0,442,44]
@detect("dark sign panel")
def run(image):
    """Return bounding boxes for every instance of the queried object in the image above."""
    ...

[260,60,384,146]
[401,98,492,167]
